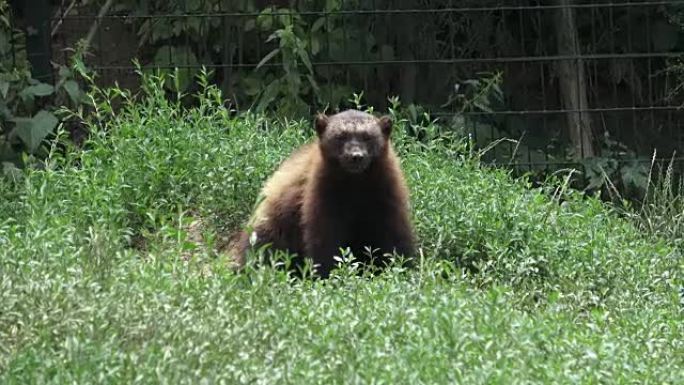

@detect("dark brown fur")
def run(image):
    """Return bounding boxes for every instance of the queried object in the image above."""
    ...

[230,110,415,277]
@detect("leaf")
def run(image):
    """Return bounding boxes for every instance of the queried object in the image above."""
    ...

[63,80,81,104]
[73,59,87,76]
[473,100,491,113]
[0,100,12,121]
[325,0,341,11]
[110,3,132,13]
[582,158,611,190]
[278,12,294,28]
[187,0,201,11]
[256,80,281,112]
[620,162,649,190]
[244,19,256,32]
[257,10,274,31]
[311,17,326,33]
[185,18,202,37]
[172,20,183,37]
[18,82,54,103]
[0,32,9,55]
[2,161,22,181]
[306,74,318,91]
[241,76,264,96]
[297,45,313,74]
[311,37,321,55]
[152,46,199,92]
[151,21,173,42]
[10,117,32,140]
[408,104,418,122]
[256,48,280,71]
[58,65,72,80]
[0,79,8,99]
[24,83,54,97]
[14,110,59,152]
[266,31,279,43]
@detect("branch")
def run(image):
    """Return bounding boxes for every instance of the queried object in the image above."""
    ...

[83,0,114,52]
[51,0,78,37]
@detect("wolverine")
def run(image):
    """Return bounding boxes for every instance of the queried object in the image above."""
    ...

[230,109,415,277]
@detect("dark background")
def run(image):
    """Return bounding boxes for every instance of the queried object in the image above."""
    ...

[11,0,684,191]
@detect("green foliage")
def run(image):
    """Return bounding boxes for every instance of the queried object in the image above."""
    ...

[442,71,504,115]
[0,73,682,382]
[248,7,319,117]
[579,132,651,198]
[150,45,199,93]
[114,0,363,117]
[71,0,684,198]
[627,155,684,251]
[0,0,87,175]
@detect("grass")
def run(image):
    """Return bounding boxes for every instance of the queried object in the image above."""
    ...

[0,75,682,384]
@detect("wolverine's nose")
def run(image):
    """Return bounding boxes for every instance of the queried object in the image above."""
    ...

[351,152,364,162]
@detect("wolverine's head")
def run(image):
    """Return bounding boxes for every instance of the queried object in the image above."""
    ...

[314,110,392,174]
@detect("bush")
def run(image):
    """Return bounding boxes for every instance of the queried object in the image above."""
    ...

[0,73,681,383]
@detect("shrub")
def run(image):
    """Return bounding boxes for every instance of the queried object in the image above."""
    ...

[0,71,681,383]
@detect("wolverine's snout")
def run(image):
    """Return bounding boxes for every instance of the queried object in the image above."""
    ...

[341,143,370,173]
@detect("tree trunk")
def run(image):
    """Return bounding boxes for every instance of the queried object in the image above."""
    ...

[554,0,595,159]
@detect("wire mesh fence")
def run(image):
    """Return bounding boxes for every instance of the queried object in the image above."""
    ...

[20,0,684,180]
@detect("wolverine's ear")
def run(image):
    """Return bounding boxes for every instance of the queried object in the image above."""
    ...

[378,115,392,136]
[315,113,329,136]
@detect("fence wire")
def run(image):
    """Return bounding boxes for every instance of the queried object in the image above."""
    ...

[32,0,684,176]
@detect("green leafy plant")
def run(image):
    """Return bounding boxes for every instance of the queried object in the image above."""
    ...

[0,73,682,383]
[42,0,684,200]
[580,132,651,198]
[0,0,87,176]
[114,0,361,115]
[245,6,319,117]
